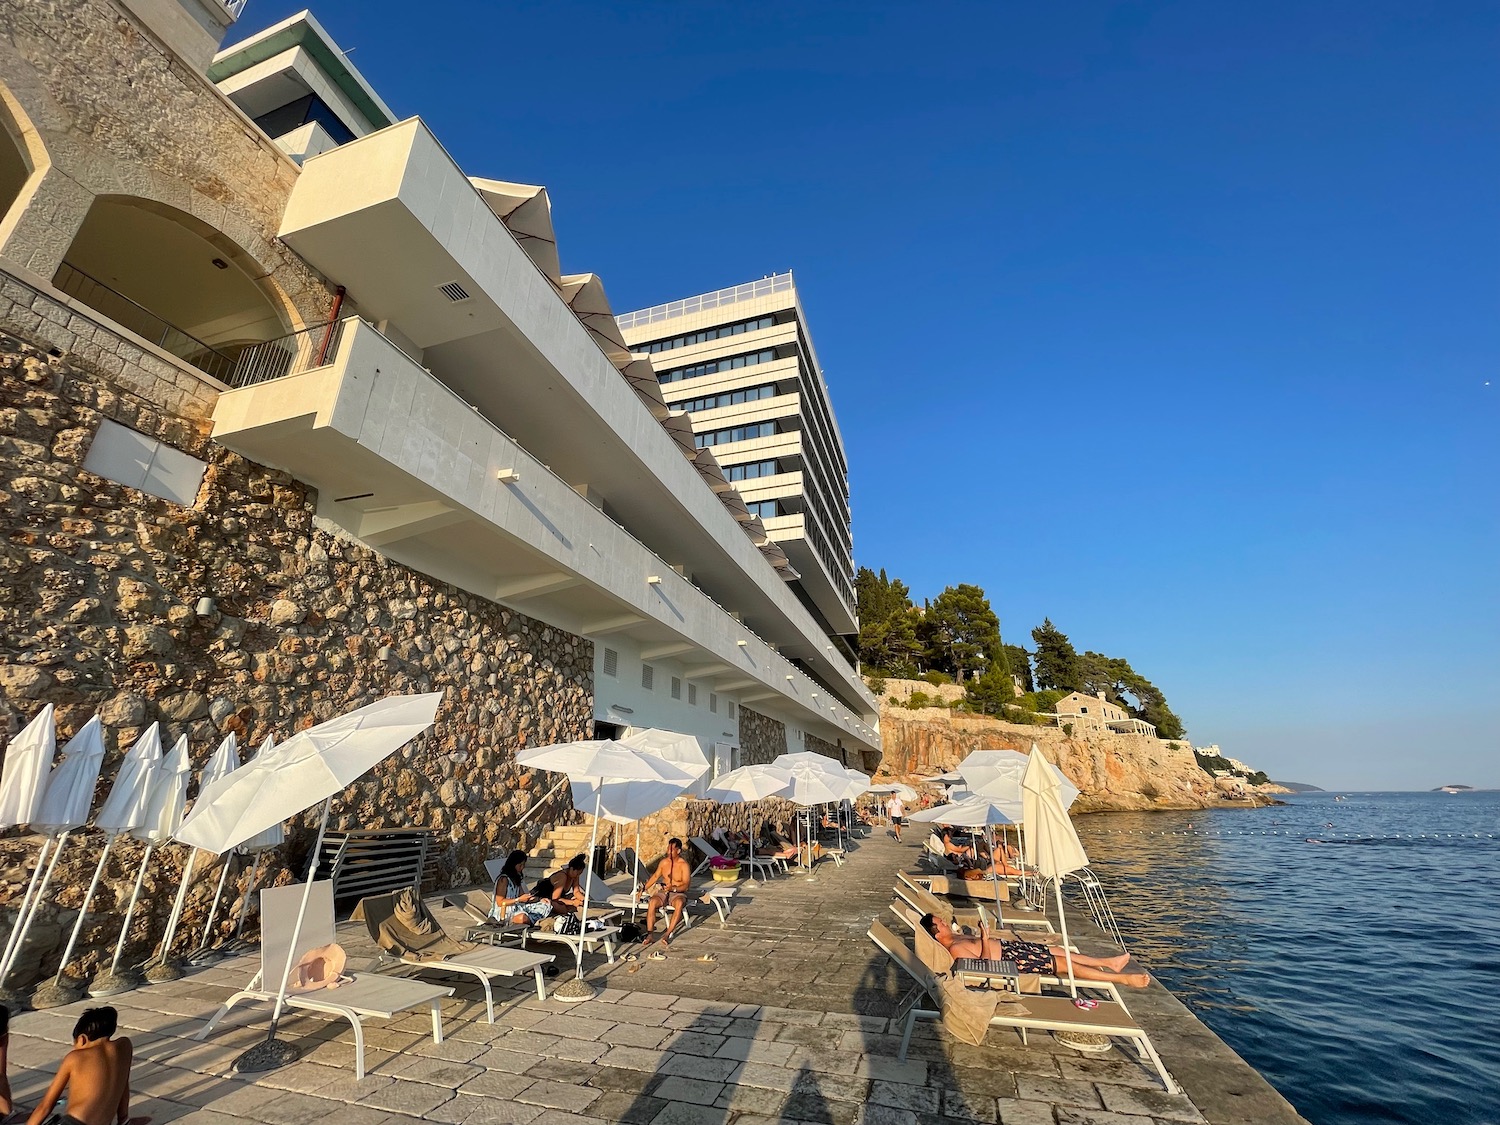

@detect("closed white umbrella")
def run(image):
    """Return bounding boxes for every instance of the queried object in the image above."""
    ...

[38,723,162,1005]
[0,705,57,988]
[151,732,239,980]
[705,763,793,886]
[1022,749,1090,993]
[177,693,443,1073]
[199,734,286,962]
[519,739,697,1000]
[0,716,106,991]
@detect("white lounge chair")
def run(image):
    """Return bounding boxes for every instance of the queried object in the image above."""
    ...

[476,858,622,964]
[868,920,1178,1094]
[689,836,783,880]
[895,871,1056,935]
[193,882,451,1080]
[361,890,554,1021]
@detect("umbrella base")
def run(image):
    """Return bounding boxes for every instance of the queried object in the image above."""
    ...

[552,976,598,1003]
[235,1037,302,1073]
[31,977,86,1009]
[1055,1030,1114,1054]
[186,946,231,967]
[145,959,186,983]
[88,969,143,997]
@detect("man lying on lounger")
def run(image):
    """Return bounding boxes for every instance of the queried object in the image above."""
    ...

[919,912,1150,988]
[641,838,692,946]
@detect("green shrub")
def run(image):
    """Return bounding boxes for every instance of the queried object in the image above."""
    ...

[922,670,953,686]
[1062,722,1074,738]
[866,674,888,696]
[1247,770,1269,786]
[907,690,932,709]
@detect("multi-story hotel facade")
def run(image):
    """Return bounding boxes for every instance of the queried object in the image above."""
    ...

[0,0,877,975]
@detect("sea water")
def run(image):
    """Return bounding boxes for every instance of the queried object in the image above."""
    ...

[1074,791,1500,1125]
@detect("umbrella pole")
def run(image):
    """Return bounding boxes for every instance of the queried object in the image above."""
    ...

[229,851,265,941]
[987,826,1006,927]
[1054,877,1076,998]
[193,852,236,956]
[151,847,198,967]
[631,821,641,916]
[49,835,114,989]
[108,843,155,974]
[551,792,603,1003]
[265,798,333,1040]
[0,837,50,980]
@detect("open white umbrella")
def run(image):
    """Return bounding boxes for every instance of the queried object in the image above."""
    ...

[705,763,793,885]
[908,794,1017,921]
[1022,749,1090,993]
[518,739,697,1000]
[0,716,106,991]
[150,732,239,979]
[0,705,57,986]
[40,722,162,1002]
[618,729,711,788]
[177,693,443,1071]
[93,733,192,992]
[771,754,849,869]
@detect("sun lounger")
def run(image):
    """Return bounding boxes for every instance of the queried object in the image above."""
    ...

[867,920,1177,1093]
[690,836,783,880]
[360,890,554,1021]
[476,858,623,963]
[895,871,1056,935]
[193,882,451,1079]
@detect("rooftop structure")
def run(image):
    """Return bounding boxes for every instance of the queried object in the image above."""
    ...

[618,273,858,649]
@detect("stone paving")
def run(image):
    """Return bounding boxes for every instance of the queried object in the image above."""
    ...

[1,832,1305,1125]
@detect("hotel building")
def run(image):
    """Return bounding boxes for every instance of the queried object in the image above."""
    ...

[0,0,879,971]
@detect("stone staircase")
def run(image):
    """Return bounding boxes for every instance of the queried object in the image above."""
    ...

[528,821,597,873]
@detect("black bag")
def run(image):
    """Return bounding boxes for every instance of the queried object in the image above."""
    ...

[619,921,643,944]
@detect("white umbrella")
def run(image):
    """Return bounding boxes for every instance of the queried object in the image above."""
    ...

[96,734,191,985]
[705,763,793,885]
[47,723,162,993]
[0,705,56,985]
[178,693,442,1069]
[204,734,286,959]
[518,739,697,998]
[908,794,1016,921]
[771,754,848,869]
[1022,749,1090,993]
[569,774,693,908]
[867,782,919,801]
[618,729,711,788]
[152,732,239,976]
[0,716,106,988]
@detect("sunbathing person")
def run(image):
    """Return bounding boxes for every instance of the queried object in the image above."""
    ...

[941,829,976,862]
[545,855,589,916]
[492,850,551,925]
[641,838,691,946]
[26,1006,137,1125]
[919,913,1149,988]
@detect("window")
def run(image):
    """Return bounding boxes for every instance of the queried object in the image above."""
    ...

[727,700,736,720]
[83,419,207,507]
[1080,706,1088,714]
[695,421,776,449]
[747,500,781,520]
[688,684,698,706]
[634,314,775,355]
[724,459,780,482]
[671,676,682,700]
[602,648,619,677]
[658,348,777,385]
[642,664,654,691]
[709,693,718,714]
[667,383,777,412]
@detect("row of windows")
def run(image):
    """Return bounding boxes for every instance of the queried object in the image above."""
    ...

[695,421,776,449]
[669,383,777,413]
[658,348,776,385]
[601,650,735,716]
[634,315,775,355]
[724,458,781,482]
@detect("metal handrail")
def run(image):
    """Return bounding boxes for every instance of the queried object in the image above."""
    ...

[52,262,238,381]
[617,273,794,330]
[228,319,344,387]
[512,776,571,831]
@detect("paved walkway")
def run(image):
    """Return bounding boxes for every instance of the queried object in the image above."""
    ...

[2,832,1305,1125]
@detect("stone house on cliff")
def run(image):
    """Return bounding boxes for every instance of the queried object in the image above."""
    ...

[1054,691,1157,737]
[0,0,877,987]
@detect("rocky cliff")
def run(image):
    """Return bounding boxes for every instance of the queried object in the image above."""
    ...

[876,695,1279,811]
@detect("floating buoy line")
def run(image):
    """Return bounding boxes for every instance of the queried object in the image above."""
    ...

[1082,829,1496,840]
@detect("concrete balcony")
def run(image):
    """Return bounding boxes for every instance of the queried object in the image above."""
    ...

[210,317,878,750]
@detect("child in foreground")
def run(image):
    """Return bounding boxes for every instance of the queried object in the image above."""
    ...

[26,1006,141,1125]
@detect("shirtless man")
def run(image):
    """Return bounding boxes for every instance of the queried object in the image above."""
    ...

[642,838,691,946]
[919,913,1149,988]
[27,1006,138,1125]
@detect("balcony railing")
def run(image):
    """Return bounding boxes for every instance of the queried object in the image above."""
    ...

[227,319,345,388]
[53,262,239,383]
[616,272,794,331]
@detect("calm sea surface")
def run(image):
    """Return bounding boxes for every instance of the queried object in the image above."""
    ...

[1074,792,1500,1125]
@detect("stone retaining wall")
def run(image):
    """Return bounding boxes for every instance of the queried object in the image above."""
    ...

[0,316,593,990]
[736,705,785,766]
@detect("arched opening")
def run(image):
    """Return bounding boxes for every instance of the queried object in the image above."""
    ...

[53,197,287,381]
[0,85,45,238]
[0,115,26,222]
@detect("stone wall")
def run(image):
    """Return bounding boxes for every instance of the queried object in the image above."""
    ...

[803,731,845,766]
[736,705,785,766]
[0,315,594,989]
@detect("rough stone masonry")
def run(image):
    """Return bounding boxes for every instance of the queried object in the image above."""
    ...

[0,305,595,991]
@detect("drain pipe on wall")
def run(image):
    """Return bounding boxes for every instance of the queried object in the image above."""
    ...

[316,285,346,365]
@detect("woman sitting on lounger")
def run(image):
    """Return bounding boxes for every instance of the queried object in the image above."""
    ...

[492,850,551,925]
[919,913,1149,988]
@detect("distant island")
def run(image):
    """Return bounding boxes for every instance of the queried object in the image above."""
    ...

[1434,784,1474,793]
[1274,781,1324,793]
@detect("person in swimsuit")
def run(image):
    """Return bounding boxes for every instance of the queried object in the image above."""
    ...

[919,913,1150,987]
[642,838,691,945]
[545,855,589,916]
[26,1006,138,1125]
[492,850,551,925]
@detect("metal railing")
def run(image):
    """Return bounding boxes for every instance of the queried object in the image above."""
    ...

[52,262,239,382]
[616,272,794,330]
[227,318,345,388]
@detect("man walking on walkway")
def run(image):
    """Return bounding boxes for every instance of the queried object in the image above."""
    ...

[886,793,905,842]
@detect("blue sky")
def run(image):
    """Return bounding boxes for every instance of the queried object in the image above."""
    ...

[246,1,1497,789]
